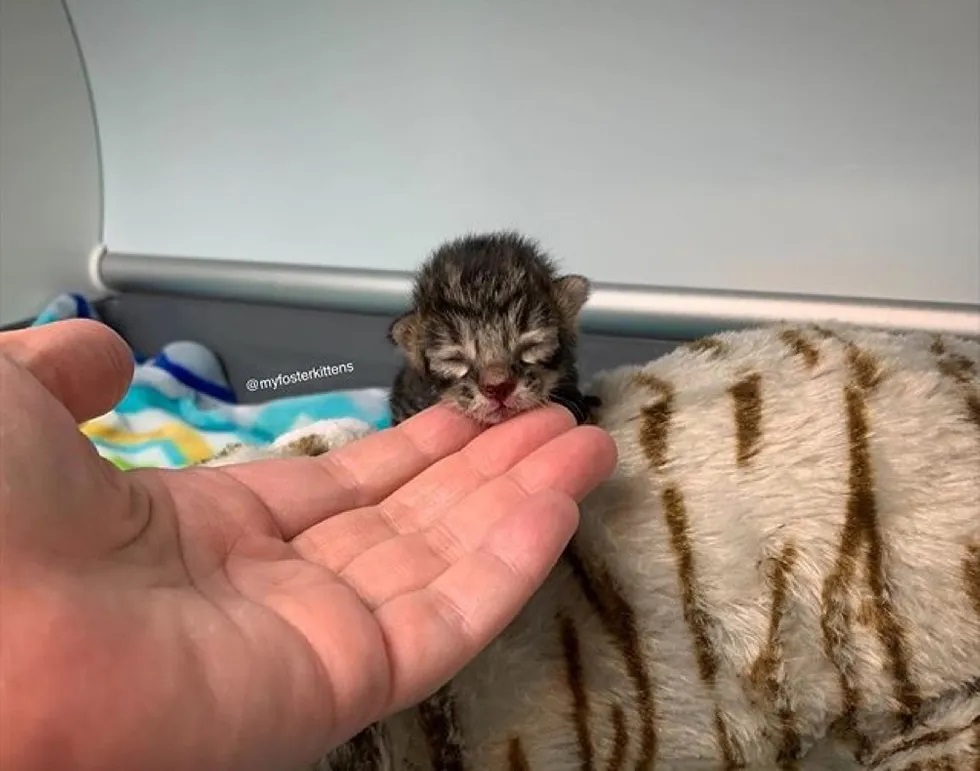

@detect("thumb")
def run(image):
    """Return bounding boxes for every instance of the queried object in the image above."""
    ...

[0,319,134,423]
[0,349,138,561]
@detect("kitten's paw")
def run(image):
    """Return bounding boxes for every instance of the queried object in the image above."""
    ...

[201,442,279,467]
[272,418,374,456]
[202,419,374,467]
[583,393,603,424]
[549,386,597,426]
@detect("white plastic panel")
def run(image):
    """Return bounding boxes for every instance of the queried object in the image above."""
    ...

[0,0,102,324]
[67,0,980,304]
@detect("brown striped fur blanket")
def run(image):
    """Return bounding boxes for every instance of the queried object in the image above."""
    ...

[211,323,980,770]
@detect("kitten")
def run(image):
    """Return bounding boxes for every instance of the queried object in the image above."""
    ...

[387,231,597,427]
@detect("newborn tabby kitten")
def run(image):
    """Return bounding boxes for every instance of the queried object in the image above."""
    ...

[387,231,596,426]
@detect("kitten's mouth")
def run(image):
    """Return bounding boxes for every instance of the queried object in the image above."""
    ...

[443,386,548,426]
[468,391,548,425]
[476,403,517,425]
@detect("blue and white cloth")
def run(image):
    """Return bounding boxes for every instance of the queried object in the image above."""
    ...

[31,293,392,469]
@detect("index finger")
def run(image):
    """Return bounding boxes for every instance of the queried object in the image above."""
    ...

[216,403,484,538]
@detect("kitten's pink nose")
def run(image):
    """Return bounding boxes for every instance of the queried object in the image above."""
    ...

[479,379,516,403]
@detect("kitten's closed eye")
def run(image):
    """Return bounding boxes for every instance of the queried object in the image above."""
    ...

[518,345,552,365]
[517,332,558,365]
[430,351,471,378]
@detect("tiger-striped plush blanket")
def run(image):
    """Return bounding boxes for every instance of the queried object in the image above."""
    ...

[243,322,980,771]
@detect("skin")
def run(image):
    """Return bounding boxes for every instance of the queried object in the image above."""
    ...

[0,319,617,771]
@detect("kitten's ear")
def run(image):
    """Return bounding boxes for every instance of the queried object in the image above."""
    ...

[553,274,591,323]
[388,310,424,368]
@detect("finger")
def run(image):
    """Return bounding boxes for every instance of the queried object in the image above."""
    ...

[0,351,132,556]
[217,404,483,539]
[0,319,133,423]
[373,488,580,713]
[290,405,579,567]
[378,404,577,529]
[331,425,616,605]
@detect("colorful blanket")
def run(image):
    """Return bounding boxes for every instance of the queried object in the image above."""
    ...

[32,294,392,469]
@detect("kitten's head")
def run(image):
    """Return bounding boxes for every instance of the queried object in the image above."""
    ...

[389,232,590,425]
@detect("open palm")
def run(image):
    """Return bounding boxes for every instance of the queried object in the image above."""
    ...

[0,320,616,771]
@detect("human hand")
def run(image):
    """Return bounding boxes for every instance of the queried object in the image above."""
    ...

[0,320,617,771]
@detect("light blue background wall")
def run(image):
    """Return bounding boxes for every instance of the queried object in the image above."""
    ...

[0,0,102,325]
[43,1,980,307]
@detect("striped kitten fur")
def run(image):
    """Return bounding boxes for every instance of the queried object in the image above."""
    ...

[387,231,594,428]
[217,323,980,770]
